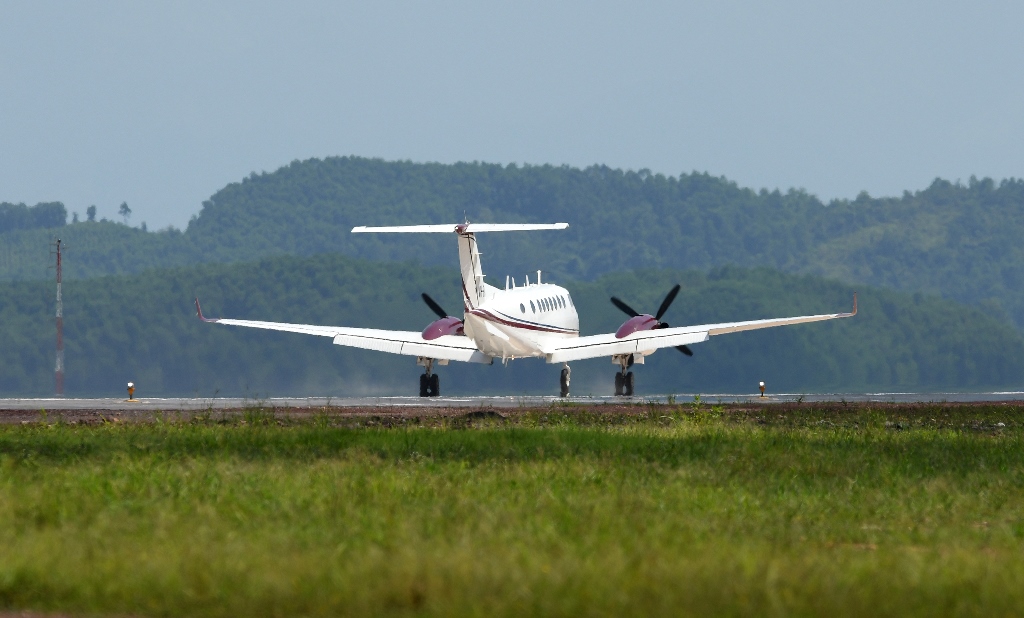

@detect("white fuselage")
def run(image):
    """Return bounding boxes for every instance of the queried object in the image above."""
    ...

[462,282,579,360]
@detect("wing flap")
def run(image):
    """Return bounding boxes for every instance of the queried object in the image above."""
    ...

[331,333,492,363]
[545,296,856,363]
[547,330,710,363]
[197,299,491,364]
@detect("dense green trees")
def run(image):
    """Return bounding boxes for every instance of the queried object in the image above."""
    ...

[3,159,1023,330]
[1,254,1020,397]
[0,202,66,233]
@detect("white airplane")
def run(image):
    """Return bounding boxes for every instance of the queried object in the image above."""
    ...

[195,223,856,397]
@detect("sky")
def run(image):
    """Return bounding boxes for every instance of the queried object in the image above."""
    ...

[1,1,1022,229]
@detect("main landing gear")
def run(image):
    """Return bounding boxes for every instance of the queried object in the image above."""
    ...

[418,357,444,397]
[613,354,636,396]
[560,364,571,398]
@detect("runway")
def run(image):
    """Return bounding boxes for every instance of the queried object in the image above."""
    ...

[2,391,1024,411]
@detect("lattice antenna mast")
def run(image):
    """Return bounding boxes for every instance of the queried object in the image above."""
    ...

[53,238,64,396]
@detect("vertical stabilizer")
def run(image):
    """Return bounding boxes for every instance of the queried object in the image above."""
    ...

[457,230,485,309]
[350,221,568,311]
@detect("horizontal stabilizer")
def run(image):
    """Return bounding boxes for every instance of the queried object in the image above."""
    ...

[352,223,568,233]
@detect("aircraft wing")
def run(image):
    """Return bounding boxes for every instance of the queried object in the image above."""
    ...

[545,296,857,363]
[195,299,493,364]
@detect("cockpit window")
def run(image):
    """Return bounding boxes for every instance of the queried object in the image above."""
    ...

[520,303,525,314]
[530,300,536,313]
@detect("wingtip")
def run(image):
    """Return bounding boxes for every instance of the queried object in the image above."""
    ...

[195,297,216,323]
[840,292,857,317]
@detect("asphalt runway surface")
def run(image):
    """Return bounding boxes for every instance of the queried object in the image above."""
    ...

[2,391,1023,412]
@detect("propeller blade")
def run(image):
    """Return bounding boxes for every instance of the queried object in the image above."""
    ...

[655,284,681,321]
[421,293,449,319]
[611,296,640,317]
[676,345,694,356]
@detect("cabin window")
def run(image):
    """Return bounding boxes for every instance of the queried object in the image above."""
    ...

[520,303,525,314]
[530,300,535,313]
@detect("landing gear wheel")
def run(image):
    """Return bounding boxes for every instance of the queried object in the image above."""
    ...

[614,372,624,396]
[419,374,429,397]
[428,373,440,397]
[624,371,635,397]
[560,367,571,398]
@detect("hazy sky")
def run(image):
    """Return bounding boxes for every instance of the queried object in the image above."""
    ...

[2,1,1022,229]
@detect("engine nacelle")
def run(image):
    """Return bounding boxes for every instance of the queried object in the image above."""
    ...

[422,316,465,340]
[615,314,659,339]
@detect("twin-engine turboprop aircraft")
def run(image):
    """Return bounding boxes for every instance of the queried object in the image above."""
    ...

[195,223,856,397]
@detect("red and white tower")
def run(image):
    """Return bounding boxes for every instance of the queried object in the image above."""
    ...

[54,238,64,396]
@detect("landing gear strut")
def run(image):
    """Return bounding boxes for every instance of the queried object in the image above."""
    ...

[559,364,571,397]
[417,357,441,397]
[613,354,635,396]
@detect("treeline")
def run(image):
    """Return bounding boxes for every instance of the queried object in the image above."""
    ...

[3,158,1024,329]
[0,202,66,233]
[0,254,1020,397]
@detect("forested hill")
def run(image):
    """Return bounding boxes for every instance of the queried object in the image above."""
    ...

[3,157,1024,327]
[0,253,1021,397]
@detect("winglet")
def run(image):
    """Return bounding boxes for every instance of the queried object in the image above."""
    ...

[839,292,857,318]
[195,297,217,323]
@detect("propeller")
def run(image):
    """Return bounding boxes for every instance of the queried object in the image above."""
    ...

[420,293,465,340]
[422,293,449,319]
[610,284,693,356]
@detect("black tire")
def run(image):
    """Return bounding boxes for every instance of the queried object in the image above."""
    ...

[560,368,570,398]
[624,371,635,396]
[419,374,429,397]
[428,373,440,397]
[614,372,624,396]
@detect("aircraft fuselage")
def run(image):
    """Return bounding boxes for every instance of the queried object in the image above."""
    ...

[463,283,579,359]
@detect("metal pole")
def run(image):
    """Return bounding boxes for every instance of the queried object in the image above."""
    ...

[55,239,64,396]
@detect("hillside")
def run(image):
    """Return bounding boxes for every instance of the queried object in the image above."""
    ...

[0,254,1020,397]
[2,157,1023,328]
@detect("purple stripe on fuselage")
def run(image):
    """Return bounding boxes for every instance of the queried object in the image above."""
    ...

[470,309,578,334]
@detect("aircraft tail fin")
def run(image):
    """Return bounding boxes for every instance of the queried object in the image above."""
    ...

[352,222,569,310]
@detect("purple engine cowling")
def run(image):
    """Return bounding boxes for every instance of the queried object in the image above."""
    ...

[615,314,659,339]
[422,316,465,340]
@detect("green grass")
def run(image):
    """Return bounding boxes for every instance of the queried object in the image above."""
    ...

[1,404,1023,616]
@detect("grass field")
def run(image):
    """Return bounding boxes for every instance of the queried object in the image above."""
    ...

[1,402,1023,617]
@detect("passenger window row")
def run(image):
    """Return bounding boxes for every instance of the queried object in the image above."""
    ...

[521,295,569,314]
